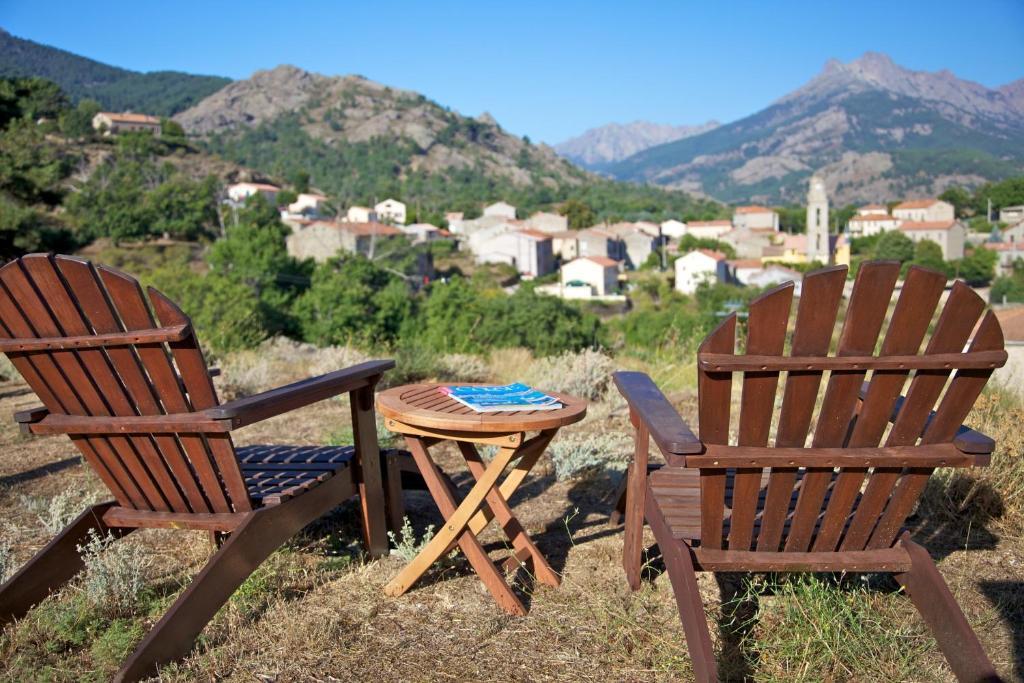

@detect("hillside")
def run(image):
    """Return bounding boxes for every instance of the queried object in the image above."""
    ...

[607,53,1024,205]
[554,120,719,169]
[175,66,722,221]
[0,29,230,116]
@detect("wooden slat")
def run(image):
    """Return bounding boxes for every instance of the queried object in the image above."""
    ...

[815,266,945,551]
[697,314,735,550]
[867,311,1003,550]
[759,265,846,551]
[22,255,186,512]
[689,443,970,468]
[98,266,233,513]
[842,281,986,550]
[56,256,211,514]
[613,371,702,457]
[730,283,792,551]
[697,349,1005,372]
[0,259,156,509]
[0,323,189,352]
[785,261,899,551]
[693,546,911,572]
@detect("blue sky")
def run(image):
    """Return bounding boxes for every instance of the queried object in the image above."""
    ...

[3,1,1023,143]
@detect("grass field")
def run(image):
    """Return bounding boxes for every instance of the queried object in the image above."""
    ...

[0,344,1021,682]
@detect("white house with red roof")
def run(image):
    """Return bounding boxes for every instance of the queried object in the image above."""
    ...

[286,193,329,217]
[687,220,733,240]
[856,203,889,216]
[374,198,407,225]
[561,256,619,297]
[732,205,779,231]
[848,212,900,237]
[893,199,955,223]
[227,182,281,205]
[92,112,161,135]
[899,220,967,260]
[675,249,727,294]
[660,219,687,239]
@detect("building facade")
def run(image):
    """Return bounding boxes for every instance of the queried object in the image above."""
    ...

[805,175,830,263]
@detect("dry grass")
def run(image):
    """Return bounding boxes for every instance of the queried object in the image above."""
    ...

[0,350,1022,682]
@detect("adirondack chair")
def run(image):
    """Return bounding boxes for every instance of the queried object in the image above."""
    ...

[0,254,397,681]
[613,261,1007,683]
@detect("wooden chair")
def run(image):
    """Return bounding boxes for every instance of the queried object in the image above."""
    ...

[0,254,396,682]
[614,261,1007,683]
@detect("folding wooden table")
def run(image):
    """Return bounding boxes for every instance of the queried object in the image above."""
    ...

[377,383,587,615]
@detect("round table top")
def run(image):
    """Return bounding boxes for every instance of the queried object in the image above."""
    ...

[377,383,588,434]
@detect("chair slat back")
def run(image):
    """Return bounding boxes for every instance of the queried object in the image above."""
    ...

[0,254,251,514]
[694,260,1004,553]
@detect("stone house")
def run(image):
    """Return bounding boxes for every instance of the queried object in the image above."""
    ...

[899,220,967,260]
[92,112,161,135]
[524,211,568,233]
[475,229,554,277]
[577,228,625,261]
[661,219,687,239]
[856,203,888,216]
[346,206,378,223]
[848,213,900,237]
[483,201,517,219]
[286,221,403,262]
[999,205,1024,224]
[893,199,955,223]
[286,193,329,217]
[550,231,579,261]
[732,205,779,231]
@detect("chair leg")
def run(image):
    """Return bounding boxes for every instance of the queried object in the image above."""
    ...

[646,493,718,683]
[0,502,127,626]
[608,470,629,526]
[622,425,650,591]
[895,533,1001,683]
[116,471,357,682]
[383,452,407,538]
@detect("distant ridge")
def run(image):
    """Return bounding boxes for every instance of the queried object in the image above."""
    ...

[605,52,1024,204]
[555,120,719,169]
[0,28,230,116]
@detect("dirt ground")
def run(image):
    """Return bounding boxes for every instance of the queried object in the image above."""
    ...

[0,376,1022,682]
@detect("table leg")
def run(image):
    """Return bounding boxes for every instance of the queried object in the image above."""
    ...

[457,440,561,588]
[384,437,526,615]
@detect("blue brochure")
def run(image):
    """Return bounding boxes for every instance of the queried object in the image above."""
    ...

[439,383,562,412]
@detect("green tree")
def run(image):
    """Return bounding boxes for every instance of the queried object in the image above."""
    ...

[58,98,101,138]
[160,117,186,140]
[939,186,973,218]
[560,198,595,230]
[908,239,950,276]
[873,230,915,263]
[990,259,1024,304]
[956,246,997,286]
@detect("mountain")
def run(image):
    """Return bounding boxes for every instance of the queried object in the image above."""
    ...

[175,65,722,221]
[0,29,230,116]
[554,120,719,169]
[608,53,1024,205]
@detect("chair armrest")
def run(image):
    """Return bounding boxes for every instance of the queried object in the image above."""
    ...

[208,359,395,429]
[613,371,703,464]
[858,383,995,463]
[14,405,48,424]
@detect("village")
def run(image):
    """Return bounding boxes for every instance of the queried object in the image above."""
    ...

[219,173,1024,303]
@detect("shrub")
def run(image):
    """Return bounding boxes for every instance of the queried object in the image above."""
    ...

[0,536,11,582]
[435,353,490,382]
[387,516,435,562]
[548,432,631,480]
[527,348,615,401]
[22,490,96,535]
[0,353,16,381]
[76,530,150,617]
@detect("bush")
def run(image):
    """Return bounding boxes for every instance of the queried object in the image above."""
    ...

[76,530,150,617]
[548,432,631,480]
[21,490,96,535]
[527,348,615,401]
[387,516,436,562]
[435,353,490,382]
[0,536,11,582]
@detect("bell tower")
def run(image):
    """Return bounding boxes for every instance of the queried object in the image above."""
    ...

[806,174,830,264]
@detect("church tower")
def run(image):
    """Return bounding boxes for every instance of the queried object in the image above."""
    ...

[806,174,830,264]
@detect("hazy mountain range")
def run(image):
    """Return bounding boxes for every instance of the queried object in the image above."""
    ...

[598,53,1024,204]
[555,120,719,168]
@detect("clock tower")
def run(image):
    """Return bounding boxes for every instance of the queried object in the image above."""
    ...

[806,175,830,263]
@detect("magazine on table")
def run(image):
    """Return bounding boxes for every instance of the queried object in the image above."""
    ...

[438,383,562,412]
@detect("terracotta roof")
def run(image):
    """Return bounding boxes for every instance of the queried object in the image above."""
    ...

[580,256,618,267]
[232,182,280,192]
[895,199,942,210]
[995,307,1024,343]
[850,213,896,221]
[900,220,958,231]
[516,229,553,241]
[982,242,1024,252]
[728,258,764,269]
[689,220,732,227]
[693,248,727,261]
[100,112,160,125]
[734,205,774,214]
[580,227,616,238]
